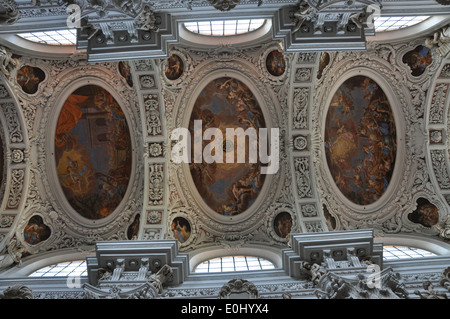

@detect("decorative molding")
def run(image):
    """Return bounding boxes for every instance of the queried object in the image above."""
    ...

[292,87,310,130]
[218,279,259,299]
[294,157,313,199]
[0,284,33,299]
[148,163,164,206]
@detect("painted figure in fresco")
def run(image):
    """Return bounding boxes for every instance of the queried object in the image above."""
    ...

[403,46,432,77]
[118,61,133,87]
[409,199,439,227]
[266,50,286,77]
[325,76,396,206]
[171,217,191,243]
[165,54,183,80]
[16,65,45,94]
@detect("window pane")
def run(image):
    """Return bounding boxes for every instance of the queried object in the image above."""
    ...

[194,256,275,273]
[383,246,437,260]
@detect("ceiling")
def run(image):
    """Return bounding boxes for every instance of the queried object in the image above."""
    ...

[0,0,449,274]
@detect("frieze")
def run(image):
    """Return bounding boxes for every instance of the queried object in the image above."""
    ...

[294,157,313,199]
[429,83,448,125]
[148,163,164,206]
[430,150,450,190]
[161,44,285,247]
[3,102,24,144]
[6,169,24,210]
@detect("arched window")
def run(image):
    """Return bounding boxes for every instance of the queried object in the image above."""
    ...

[374,16,430,32]
[28,260,87,277]
[194,256,276,273]
[17,29,77,45]
[382,245,437,260]
[184,19,266,36]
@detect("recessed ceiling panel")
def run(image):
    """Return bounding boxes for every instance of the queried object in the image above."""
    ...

[54,85,132,220]
[325,76,397,206]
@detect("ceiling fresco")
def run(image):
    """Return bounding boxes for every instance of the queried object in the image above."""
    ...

[324,76,397,206]
[54,85,132,220]
[188,77,266,216]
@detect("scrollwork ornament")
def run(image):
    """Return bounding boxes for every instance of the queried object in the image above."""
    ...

[207,0,240,11]
[164,46,283,243]
[0,0,19,25]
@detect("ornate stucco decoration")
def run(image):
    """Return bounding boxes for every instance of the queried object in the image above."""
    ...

[434,215,450,239]
[8,56,146,252]
[312,38,446,237]
[274,0,381,52]
[315,268,409,299]
[0,284,33,299]
[81,240,186,299]
[218,279,259,299]
[64,0,159,43]
[425,24,450,57]
[207,0,241,11]
[0,0,19,25]
[83,264,174,299]
[293,0,381,32]
[161,44,292,251]
[414,280,448,299]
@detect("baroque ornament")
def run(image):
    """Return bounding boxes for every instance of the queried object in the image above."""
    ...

[425,24,450,57]
[207,0,241,11]
[0,0,19,25]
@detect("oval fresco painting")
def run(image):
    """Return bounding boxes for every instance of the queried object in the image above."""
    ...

[189,77,266,216]
[24,215,51,245]
[165,54,184,80]
[274,212,292,239]
[325,76,396,206]
[171,217,191,243]
[55,85,132,220]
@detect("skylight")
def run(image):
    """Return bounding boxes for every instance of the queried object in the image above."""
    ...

[184,19,266,36]
[28,260,87,277]
[383,245,437,260]
[374,16,430,32]
[17,29,77,45]
[194,256,275,273]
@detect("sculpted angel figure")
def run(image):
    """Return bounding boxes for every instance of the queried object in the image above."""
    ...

[434,215,450,239]
[425,25,450,56]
